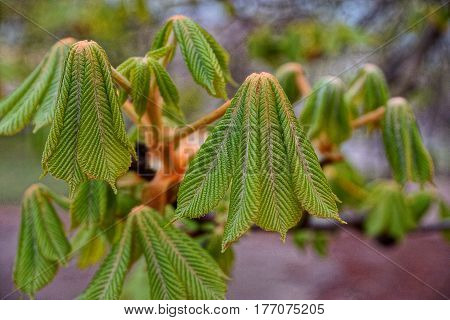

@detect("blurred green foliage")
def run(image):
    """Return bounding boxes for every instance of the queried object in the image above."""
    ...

[248,20,368,66]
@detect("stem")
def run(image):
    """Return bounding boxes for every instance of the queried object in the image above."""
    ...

[294,68,311,96]
[166,100,231,144]
[111,67,150,126]
[351,106,386,129]
[122,100,140,124]
[111,67,131,93]
[145,81,163,147]
[283,63,312,95]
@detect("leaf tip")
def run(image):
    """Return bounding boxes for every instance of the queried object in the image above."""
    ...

[335,215,347,224]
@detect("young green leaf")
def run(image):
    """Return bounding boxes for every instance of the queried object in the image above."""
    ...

[0,38,75,135]
[346,63,389,115]
[300,76,351,145]
[407,191,434,221]
[154,15,232,99]
[176,73,341,250]
[381,97,434,185]
[70,180,113,229]
[116,56,184,123]
[41,40,136,194]
[146,57,183,124]
[79,215,133,299]
[146,45,174,60]
[151,19,174,53]
[13,184,71,296]
[205,234,235,276]
[132,206,227,299]
[70,225,108,269]
[198,25,235,85]
[115,57,137,105]
[363,181,415,240]
[130,58,151,117]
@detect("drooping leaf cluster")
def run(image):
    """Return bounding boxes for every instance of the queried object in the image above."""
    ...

[0,38,76,135]
[116,54,184,123]
[300,76,351,145]
[381,97,434,185]
[13,184,71,297]
[80,206,227,299]
[363,181,416,240]
[323,161,367,208]
[41,40,136,194]
[176,72,342,250]
[346,63,389,116]
[152,15,234,99]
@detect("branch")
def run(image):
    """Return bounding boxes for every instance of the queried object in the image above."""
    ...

[165,100,231,144]
[351,106,385,129]
[121,100,141,125]
[111,67,131,94]
[293,64,312,96]
[280,63,312,96]
[145,81,163,147]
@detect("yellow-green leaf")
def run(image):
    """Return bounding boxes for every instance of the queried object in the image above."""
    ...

[381,97,433,185]
[41,40,135,194]
[13,184,71,296]
[176,73,341,250]
[0,38,75,135]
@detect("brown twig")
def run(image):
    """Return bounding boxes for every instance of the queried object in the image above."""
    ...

[165,100,231,144]
[280,63,312,96]
[351,106,386,129]
[293,64,312,95]
[145,81,163,147]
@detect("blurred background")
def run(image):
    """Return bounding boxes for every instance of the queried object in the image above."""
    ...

[0,0,449,299]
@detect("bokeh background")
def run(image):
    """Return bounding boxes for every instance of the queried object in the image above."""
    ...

[0,0,449,299]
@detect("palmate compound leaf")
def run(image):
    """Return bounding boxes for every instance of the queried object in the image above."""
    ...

[13,184,71,296]
[176,73,342,251]
[152,15,233,99]
[363,181,415,240]
[0,38,75,135]
[80,206,226,300]
[41,40,136,194]
[381,97,434,185]
[346,63,389,115]
[116,56,184,123]
[299,76,351,145]
[133,206,227,299]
